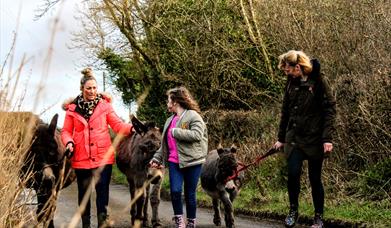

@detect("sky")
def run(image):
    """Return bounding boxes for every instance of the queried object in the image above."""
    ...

[0,0,131,125]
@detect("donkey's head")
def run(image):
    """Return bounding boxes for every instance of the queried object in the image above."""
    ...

[132,116,162,161]
[216,144,244,194]
[30,114,62,182]
[216,145,238,182]
[131,116,162,183]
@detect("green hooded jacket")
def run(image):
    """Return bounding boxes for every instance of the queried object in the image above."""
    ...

[152,109,208,168]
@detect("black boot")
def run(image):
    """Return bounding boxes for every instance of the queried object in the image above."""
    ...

[81,215,91,228]
[284,209,298,227]
[311,213,324,228]
[98,213,108,228]
[98,213,113,228]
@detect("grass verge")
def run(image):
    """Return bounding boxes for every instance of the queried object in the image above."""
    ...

[112,165,391,227]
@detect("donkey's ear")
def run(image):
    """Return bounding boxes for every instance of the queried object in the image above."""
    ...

[217,143,223,150]
[145,122,156,129]
[131,115,148,135]
[230,144,237,153]
[217,143,224,155]
[48,114,58,136]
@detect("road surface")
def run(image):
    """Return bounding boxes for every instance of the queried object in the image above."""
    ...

[52,183,293,228]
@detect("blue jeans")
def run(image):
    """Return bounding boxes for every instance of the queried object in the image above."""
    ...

[168,162,202,219]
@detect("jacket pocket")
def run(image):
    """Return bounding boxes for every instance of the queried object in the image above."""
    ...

[304,116,322,135]
[181,141,204,162]
[73,132,89,161]
[96,139,112,160]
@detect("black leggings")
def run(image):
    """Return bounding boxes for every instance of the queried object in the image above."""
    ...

[287,148,324,214]
[75,165,112,225]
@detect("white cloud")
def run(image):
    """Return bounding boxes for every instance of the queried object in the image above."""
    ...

[1,0,131,125]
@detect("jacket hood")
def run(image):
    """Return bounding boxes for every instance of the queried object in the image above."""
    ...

[287,58,321,82]
[310,58,321,79]
[62,92,112,110]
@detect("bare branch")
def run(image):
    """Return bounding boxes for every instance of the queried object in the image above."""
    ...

[103,0,155,70]
[34,0,61,20]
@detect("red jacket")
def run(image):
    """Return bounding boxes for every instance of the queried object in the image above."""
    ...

[61,94,132,169]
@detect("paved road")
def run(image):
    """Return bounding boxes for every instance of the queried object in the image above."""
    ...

[53,183,291,228]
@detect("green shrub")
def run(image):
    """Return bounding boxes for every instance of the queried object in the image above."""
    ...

[360,158,391,200]
[111,164,127,185]
[203,108,279,148]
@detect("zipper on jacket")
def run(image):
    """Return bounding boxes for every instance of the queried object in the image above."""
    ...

[174,110,187,167]
[88,122,92,160]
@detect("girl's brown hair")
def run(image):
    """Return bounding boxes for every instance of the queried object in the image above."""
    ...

[80,67,97,89]
[278,50,313,75]
[167,86,201,113]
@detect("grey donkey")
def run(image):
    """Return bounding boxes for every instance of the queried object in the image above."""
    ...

[200,145,243,228]
[117,117,163,227]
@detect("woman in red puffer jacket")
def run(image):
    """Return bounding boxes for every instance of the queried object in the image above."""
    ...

[61,67,132,228]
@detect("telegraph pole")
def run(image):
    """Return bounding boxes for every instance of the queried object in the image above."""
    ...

[103,71,106,92]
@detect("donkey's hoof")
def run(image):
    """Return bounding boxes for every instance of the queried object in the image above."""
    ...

[213,219,221,226]
[151,219,162,228]
[152,223,162,228]
[142,220,150,227]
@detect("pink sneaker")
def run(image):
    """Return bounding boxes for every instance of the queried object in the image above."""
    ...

[172,215,185,228]
[186,218,196,228]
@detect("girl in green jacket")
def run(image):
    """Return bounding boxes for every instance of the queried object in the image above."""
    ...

[150,86,208,228]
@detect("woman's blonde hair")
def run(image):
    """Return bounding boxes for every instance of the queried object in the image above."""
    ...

[167,86,201,113]
[278,50,313,75]
[80,67,97,89]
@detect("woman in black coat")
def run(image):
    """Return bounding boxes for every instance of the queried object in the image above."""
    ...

[273,50,336,228]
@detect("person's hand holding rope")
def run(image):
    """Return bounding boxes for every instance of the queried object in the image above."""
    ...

[65,142,74,159]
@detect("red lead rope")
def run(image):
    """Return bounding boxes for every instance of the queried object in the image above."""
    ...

[225,148,279,183]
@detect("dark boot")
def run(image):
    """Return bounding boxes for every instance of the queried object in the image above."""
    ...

[98,213,111,228]
[311,213,324,228]
[284,209,298,227]
[81,215,91,228]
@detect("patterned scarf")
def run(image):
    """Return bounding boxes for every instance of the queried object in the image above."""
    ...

[76,94,102,120]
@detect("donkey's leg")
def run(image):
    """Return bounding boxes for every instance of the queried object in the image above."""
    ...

[142,184,151,227]
[150,179,162,227]
[212,198,221,226]
[229,188,238,203]
[135,187,146,223]
[128,180,137,226]
[220,191,235,228]
[36,189,55,228]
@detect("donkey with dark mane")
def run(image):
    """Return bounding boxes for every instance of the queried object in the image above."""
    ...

[117,117,163,227]
[20,113,76,228]
[200,145,243,228]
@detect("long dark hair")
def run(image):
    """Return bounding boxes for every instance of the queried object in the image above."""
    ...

[167,86,201,113]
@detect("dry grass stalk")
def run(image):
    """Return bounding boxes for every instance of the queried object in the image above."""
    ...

[0,1,69,227]
[0,112,38,227]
